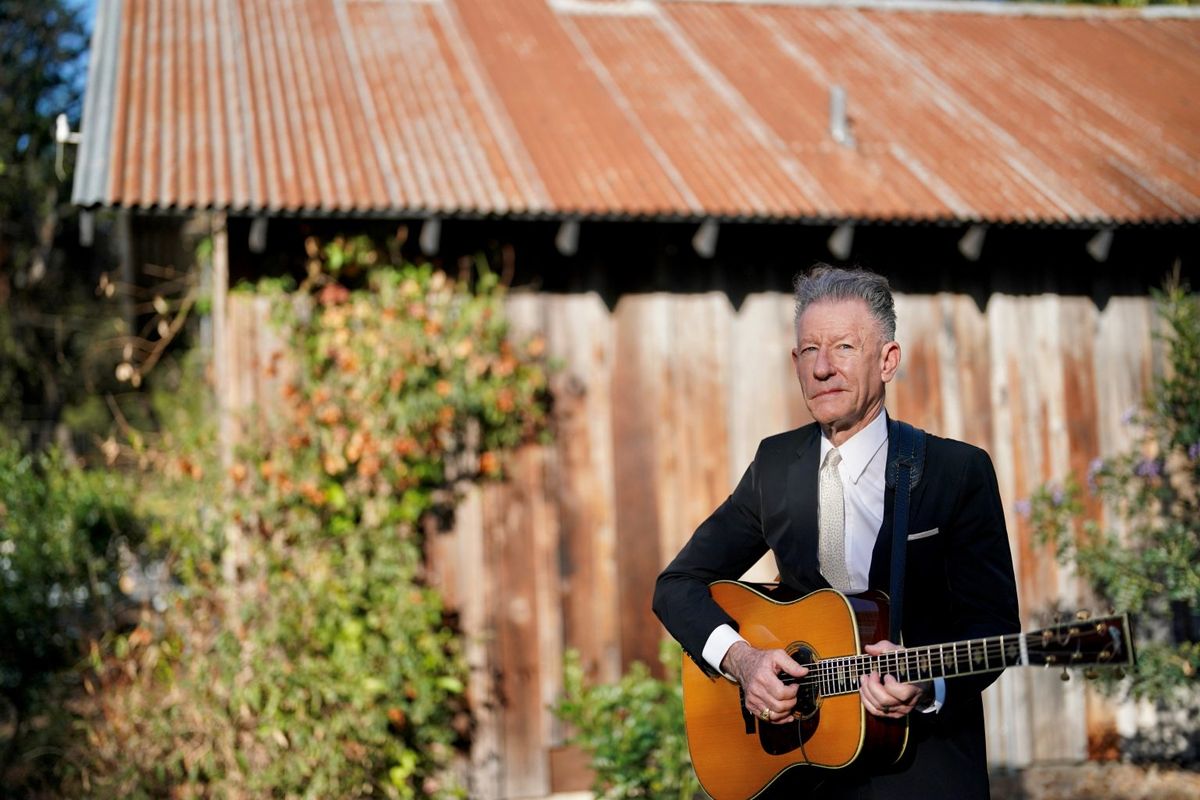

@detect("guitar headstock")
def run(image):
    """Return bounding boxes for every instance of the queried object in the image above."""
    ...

[1025,613,1136,671]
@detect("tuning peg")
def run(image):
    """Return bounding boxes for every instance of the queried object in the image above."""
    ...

[1060,668,1071,682]
[1085,669,1099,680]
[1076,609,1091,621]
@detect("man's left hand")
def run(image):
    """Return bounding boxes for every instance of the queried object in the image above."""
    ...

[859,640,930,718]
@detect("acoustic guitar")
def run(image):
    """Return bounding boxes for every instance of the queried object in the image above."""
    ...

[682,581,1135,800]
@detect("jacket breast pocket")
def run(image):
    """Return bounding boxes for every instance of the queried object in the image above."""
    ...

[905,527,944,580]
[907,527,939,542]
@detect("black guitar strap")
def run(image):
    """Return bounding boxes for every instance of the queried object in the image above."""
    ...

[886,418,926,644]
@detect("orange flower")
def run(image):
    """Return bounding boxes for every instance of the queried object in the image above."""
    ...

[526,335,546,357]
[387,707,407,729]
[346,432,365,463]
[260,460,275,479]
[299,481,326,506]
[322,452,347,476]
[318,282,350,306]
[317,405,342,425]
[438,406,455,425]
[394,438,417,456]
[496,388,515,413]
[480,451,499,476]
[389,369,407,392]
[435,380,452,397]
[357,454,381,478]
[229,463,248,483]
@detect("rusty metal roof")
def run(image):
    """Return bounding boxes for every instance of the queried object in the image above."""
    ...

[73,0,1200,224]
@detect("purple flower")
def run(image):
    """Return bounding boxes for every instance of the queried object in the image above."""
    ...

[1120,406,1138,425]
[1189,442,1200,462]
[1134,459,1162,479]
[1051,485,1066,506]
[1087,457,1105,491]
[1014,499,1032,518]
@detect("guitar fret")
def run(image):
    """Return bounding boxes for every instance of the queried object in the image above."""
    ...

[807,624,1114,699]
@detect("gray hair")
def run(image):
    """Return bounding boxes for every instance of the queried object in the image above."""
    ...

[793,264,897,342]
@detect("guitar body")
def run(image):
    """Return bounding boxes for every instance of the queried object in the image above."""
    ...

[682,582,908,800]
[682,581,1135,799]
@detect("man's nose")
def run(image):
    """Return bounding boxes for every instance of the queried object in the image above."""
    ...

[813,348,835,378]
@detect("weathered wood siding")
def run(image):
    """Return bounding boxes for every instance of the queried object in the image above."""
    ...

[224,289,1159,798]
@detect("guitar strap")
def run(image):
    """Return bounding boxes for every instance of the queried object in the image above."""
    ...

[886,418,926,644]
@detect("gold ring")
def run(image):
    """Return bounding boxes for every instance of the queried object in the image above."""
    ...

[760,707,770,721]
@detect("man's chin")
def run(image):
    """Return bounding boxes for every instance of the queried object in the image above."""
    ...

[807,399,849,425]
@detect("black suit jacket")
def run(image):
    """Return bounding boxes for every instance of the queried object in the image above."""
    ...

[652,420,1020,799]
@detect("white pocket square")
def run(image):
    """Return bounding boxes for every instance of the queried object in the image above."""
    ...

[908,527,940,541]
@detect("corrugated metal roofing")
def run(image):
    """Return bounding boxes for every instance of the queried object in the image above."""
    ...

[73,0,1200,224]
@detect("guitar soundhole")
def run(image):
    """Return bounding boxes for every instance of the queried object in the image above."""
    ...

[756,644,820,757]
[789,645,820,719]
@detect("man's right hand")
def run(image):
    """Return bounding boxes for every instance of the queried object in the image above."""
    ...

[721,641,807,725]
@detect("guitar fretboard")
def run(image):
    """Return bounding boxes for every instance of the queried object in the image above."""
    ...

[796,633,1028,697]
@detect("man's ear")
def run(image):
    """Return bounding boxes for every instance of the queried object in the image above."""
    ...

[880,341,901,383]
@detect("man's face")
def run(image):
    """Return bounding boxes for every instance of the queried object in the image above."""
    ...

[791,298,900,444]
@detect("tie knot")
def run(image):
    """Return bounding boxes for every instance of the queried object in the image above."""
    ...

[824,448,842,469]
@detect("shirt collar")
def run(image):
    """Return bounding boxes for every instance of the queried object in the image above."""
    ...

[819,409,889,485]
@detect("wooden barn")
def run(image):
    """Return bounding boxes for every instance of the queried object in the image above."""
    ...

[72,0,1199,797]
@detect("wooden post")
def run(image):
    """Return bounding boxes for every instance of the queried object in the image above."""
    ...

[209,211,244,595]
[211,211,231,471]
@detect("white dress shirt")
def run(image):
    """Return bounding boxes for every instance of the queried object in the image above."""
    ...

[701,410,945,711]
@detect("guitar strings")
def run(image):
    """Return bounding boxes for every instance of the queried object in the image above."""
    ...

[787,629,1122,694]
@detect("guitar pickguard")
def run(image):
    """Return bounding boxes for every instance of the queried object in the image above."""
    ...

[756,645,821,756]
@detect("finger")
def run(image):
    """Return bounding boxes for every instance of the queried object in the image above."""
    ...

[863,640,898,655]
[860,673,898,714]
[880,674,922,706]
[771,650,807,678]
[864,690,892,719]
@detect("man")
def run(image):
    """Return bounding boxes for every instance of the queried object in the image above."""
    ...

[652,265,1019,799]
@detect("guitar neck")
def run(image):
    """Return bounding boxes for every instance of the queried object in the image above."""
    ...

[793,616,1132,698]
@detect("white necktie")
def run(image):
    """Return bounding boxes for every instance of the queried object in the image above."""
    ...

[819,448,852,593]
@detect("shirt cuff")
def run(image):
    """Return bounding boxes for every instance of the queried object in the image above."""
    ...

[920,677,946,714]
[702,624,747,678]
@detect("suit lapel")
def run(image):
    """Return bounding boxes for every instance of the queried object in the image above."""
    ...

[786,425,827,588]
[868,428,899,591]
[868,418,931,592]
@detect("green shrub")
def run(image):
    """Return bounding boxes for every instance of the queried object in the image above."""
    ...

[554,642,703,800]
[1025,281,1200,701]
[0,438,144,784]
[66,239,550,798]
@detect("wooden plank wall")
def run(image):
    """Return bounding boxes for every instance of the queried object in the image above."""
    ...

[224,289,1159,799]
